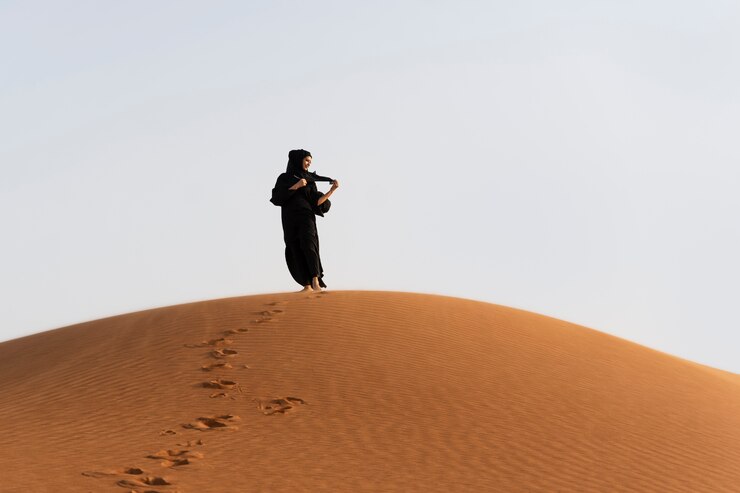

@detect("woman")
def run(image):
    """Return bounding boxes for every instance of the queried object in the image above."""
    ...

[270,149,340,292]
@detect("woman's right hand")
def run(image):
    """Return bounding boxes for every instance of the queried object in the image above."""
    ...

[290,178,308,190]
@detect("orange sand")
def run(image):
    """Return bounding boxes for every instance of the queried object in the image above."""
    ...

[0,291,738,492]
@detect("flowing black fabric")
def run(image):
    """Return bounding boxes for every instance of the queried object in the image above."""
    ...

[270,153,332,288]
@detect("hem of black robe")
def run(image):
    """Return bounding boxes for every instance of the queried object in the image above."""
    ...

[285,246,326,288]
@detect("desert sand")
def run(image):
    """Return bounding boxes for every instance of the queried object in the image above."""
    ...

[0,291,738,492]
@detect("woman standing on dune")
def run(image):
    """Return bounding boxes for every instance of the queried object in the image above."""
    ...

[270,149,340,292]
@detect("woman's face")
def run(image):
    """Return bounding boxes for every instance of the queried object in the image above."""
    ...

[302,156,312,171]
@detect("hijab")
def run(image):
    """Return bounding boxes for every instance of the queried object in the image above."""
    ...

[286,149,312,178]
[285,149,334,183]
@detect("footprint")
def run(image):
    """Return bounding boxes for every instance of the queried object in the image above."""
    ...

[258,396,307,415]
[209,391,233,399]
[159,429,177,436]
[117,476,174,489]
[206,337,233,346]
[148,449,204,460]
[185,337,234,349]
[224,328,249,335]
[266,301,287,306]
[176,439,204,447]
[256,309,284,316]
[211,348,238,359]
[183,414,240,431]
[147,449,204,467]
[202,379,237,389]
[201,362,233,372]
[162,458,192,467]
[143,476,173,486]
[82,467,145,478]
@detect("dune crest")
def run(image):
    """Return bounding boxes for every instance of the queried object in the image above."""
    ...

[0,291,738,492]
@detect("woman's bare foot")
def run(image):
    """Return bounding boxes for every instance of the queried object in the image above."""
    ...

[311,277,321,291]
[300,285,313,292]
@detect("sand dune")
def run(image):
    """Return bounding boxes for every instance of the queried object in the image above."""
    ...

[0,291,738,492]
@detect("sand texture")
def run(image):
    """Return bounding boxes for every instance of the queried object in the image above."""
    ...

[0,291,739,492]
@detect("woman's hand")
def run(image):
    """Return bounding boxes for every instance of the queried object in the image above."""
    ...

[290,178,308,190]
[317,179,340,207]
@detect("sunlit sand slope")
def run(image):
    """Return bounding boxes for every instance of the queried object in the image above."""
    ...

[0,291,738,492]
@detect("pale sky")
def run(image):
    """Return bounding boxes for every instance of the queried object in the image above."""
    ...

[2,1,739,373]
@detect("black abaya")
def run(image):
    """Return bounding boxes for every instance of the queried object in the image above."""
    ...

[271,172,331,288]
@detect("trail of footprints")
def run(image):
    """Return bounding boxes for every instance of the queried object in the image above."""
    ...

[83,300,308,492]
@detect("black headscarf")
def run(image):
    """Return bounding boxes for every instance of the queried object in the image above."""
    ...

[286,149,312,177]
[285,149,333,183]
